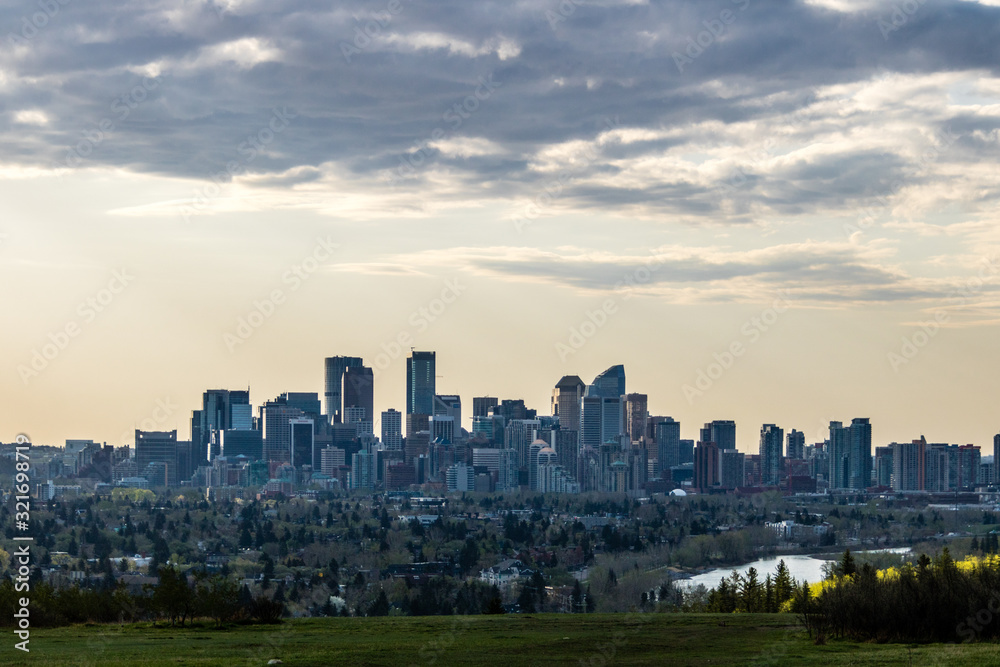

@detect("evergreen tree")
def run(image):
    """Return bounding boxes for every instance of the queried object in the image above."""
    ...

[837,549,857,577]
[773,560,794,608]
[571,580,584,613]
[485,585,505,614]
[369,590,390,617]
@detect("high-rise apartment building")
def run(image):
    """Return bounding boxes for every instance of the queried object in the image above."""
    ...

[694,441,720,491]
[759,423,783,486]
[381,409,402,450]
[828,421,850,490]
[849,418,872,490]
[786,429,805,460]
[875,446,893,487]
[720,449,745,489]
[995,433,1000,484]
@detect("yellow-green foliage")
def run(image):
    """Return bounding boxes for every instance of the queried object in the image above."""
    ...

[112,487,156,503]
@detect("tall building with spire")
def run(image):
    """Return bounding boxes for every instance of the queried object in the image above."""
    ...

[406,351,436,436]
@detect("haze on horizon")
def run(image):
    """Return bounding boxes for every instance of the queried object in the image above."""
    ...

[2,0,999,452]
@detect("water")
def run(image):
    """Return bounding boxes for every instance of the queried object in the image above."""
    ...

[681,554,832,590]
[681,548,912,591]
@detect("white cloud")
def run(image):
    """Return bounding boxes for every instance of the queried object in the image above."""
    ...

[13,109,49,125]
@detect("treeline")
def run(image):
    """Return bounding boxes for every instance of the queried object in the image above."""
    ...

[802,549,1000,643]
[704,561,798,613]
[0,567,283,628]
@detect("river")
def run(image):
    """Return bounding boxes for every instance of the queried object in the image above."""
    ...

[681,548,911,590]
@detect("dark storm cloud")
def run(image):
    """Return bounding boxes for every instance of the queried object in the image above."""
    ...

[1,0,999,216]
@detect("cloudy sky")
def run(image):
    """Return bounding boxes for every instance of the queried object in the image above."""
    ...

[3,0,1000,451]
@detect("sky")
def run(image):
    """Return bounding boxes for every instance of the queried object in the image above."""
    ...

[2,0,1000,452]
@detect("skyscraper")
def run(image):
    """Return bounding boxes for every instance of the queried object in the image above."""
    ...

[786,429,805,460]
[472,396,498,418]
[222,429,263,461]
[875,446,893,487]
[624,393,648,444]
[720,449,745,489]
[495,399,535,421]
[957,444,981,491]
[759,424,783,486]
[700,420,736,451]
[135,429,179,486]
[195,388,251,465]
[694,441,720,491]
[505,418,541,468]
[259,393,320,465]
[995,433,1000,484]
[381,409,402,450]
[849,418,872,490]
[828,421,850,490]
[343,365,374,432]
[433,394,462,431]
[290,418,315,469]
[406,351,436,436]
[891,438,925,491]
[324,356,362,422]
[654,417,681,476]
[591,364,625,399]
[600,396,623,444]
[552,376,586,433]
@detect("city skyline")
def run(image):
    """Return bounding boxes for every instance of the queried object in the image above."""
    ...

[4,0,1000,453]
[8,349,999,456]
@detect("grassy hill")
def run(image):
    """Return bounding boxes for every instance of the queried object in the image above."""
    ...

[7,614,1000,666]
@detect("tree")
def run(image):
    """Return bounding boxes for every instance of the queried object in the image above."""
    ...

[773,560,794,608]
[154,567,195,626]
[740,567,763,613]
[517,583,537,613]
[485,585,505,614]
[571,580,584,613]
[196,575,240,627]
[530,571,547,607]
[837,549,857,578]
[249,595,285,624]
[369,590,390,617]
[585,585,596,613]
[459,538,480,575]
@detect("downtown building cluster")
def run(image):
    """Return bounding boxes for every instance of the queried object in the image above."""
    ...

[27,352,1000,501]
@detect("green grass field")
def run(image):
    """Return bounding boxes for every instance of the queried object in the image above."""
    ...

[6,614,999,666]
